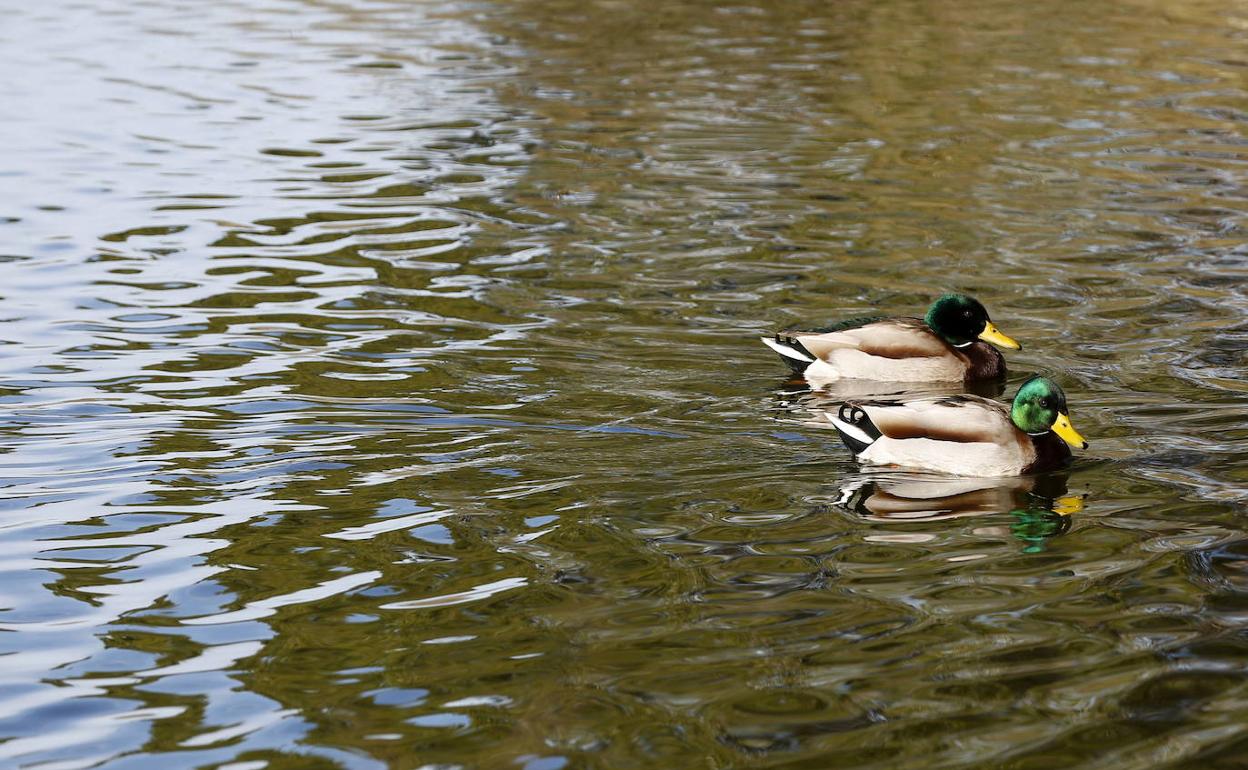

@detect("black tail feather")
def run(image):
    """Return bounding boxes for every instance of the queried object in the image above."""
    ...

[831,403,882,454]
[774,334,815,373]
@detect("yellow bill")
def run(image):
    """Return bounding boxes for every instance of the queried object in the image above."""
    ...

[1050,411,1088,449]
[978,322,1021,350]
[1052,494,1084,516]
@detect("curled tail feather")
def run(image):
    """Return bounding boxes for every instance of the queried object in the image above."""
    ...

[826,403,882,455]
[760,334,815,372]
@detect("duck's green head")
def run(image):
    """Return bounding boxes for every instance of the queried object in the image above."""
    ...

[1010,376,1088,449]
[925,293,1021,351]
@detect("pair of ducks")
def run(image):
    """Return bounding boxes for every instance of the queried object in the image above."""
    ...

[763,294,1087,476]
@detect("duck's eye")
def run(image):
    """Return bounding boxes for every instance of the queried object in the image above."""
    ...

[1040,397,1052,409]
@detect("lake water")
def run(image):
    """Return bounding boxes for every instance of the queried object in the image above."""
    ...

[3,0,1248,767]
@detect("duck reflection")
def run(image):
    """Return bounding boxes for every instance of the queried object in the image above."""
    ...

[774,376,1006,431]
[777,374,1006,403]
[832,469,1080,552]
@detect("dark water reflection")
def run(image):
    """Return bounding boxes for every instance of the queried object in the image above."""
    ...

[2,0,1248,766]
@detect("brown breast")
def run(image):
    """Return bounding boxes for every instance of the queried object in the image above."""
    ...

[958,342,1007,381]
[1022,432,1073,474]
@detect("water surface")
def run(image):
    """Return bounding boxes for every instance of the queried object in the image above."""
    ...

[3,0,1248,767]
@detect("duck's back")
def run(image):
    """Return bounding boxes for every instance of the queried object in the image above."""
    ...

[860,395,1018,444]
[783,318,968,383]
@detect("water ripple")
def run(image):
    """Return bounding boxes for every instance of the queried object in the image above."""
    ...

[3,0,1248,767]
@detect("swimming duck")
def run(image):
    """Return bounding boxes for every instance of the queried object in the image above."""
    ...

[826,376,1087,476]
[761,293,1020,385]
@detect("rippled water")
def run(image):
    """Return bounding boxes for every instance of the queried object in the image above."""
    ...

[3,0,1248,767]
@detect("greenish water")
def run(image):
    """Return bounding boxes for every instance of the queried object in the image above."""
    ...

[2,0,1248,767]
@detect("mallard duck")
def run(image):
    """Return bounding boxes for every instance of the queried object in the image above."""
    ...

[826,376,1087,476]
[761,293,1020,384]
